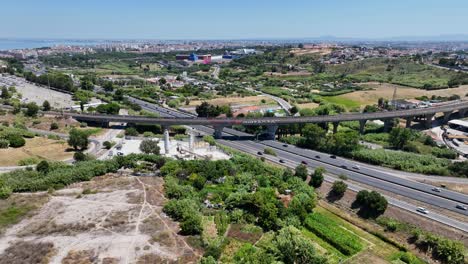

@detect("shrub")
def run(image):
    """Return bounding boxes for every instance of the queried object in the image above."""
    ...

[331,180,347,197]
[355,190,388,218]
[0,186,12,199]
[125,127,139,136]
[310,167,325,188]
[73,152,87,162]
[18,157,41,166]
[36,160,50,174]
[263,147,277,156]
[139,139,160,154]
[0,139,9,148]
[50,122,59,130]
[103,141,113,150]
[7,134,25,148]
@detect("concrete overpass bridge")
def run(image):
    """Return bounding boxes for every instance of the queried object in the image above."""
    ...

[63,100,468,139]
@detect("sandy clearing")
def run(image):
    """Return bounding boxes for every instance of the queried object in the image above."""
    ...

[0,174,200,263]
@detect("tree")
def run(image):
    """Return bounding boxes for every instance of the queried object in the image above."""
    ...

[331,180,347,197]
[139,139,160,155]
[310,167,325,188]
[289,105,299,115]
[355,190,388,218]
[68,128,89,150]
[7,134,25,148]
[289,193,316,221]
[80,78,94,91]
[36,160,49,174]
[42,100,51,111]
[301,124,326,149]
[24,102,39,117]
[294,164,308,180]
[96,103,120,115]
[389,127,413,150]
[103,141,112,150]
[73,151,86,161]
[103,81,114,92]
[274,226,327,264]
[114,89,124,101]
[125,127,139,136]
[180,213,203,235]
[1,86,10,99]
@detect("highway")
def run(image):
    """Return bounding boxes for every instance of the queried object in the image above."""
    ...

[127,96,468,232]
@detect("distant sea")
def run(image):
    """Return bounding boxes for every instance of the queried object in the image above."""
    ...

[0,39,108,51]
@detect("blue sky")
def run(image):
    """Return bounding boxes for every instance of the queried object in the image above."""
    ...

[1,0,467,39]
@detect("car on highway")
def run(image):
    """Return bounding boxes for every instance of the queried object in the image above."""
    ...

[279,159,285,163]
[301,161,307,165]
[330,155,336,159]
[282,144,288,147]
[315,155,320,159]
[431,187,441,192]
[340,165,347,169]
[352,165,360,170]
[257,151,263,155]
[117,152,124,156]
[416,207,429,214]
[455,204,467,210]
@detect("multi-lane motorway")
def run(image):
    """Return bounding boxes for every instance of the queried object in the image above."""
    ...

[128,96,468,231]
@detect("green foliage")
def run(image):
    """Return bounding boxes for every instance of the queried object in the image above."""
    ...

[103,141,113,150]
[50,122,59,130]
[273,226,328,264]
[0,205,31,227]
[294,164,308,180]
[214,212,229,236]
[0,139,9,148]
[389,127,414,149]
[263,147,276,156]
[42,100,51,111]
[96,102,120,115]
[330,181,347,197]
[354,190,388,218]
[304,213,363,256]
[125,127,139,136]
[139,139,160,155]
[310,167,325,188]
[448,161,468,178]
[203,135,216,146]
[68,128,89,150]
[24,71,75,92]
[351,148,451,175]
[36,160,50,174]
[0,159,120,192]
[6,134,25,148]
[415,233,466,264]
[17,157,41,166]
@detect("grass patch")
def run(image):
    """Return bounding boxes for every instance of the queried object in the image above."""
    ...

[321,96,361,109]
[0,205,32,229]
[304,212,364,256]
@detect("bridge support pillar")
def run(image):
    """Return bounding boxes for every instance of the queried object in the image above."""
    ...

[459,108,467,118]
[265,125,279,140]
[163,127,170,154]
[213,125,224,139]
[443,111,453,124]
[383,119,393,132]
[359,120,367,134]
[332,122,340,134]
[188,128,194,151]
[405,117,412,128]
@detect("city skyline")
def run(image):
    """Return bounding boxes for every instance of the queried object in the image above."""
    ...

[1,0,468,40]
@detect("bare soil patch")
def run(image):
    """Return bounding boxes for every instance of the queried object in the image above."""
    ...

[0,173,200,263]
[188,95,275,107]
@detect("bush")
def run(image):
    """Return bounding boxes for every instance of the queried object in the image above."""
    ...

[68,128,89,150]
[294,164,308,180]
[18,157,41,166]
[103,141,113,150]
[50,122,59,130]
[73,152,87,162]
[0,139,9,148]
[7,134,25,148]
[139,139,160,155]
[355,190,388,218]
[331,180,347,197]
[263,147,277,156]
[125,127,139,137]
[0,186,12,199]
[36,160,50,174]
[310,167,325,188]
